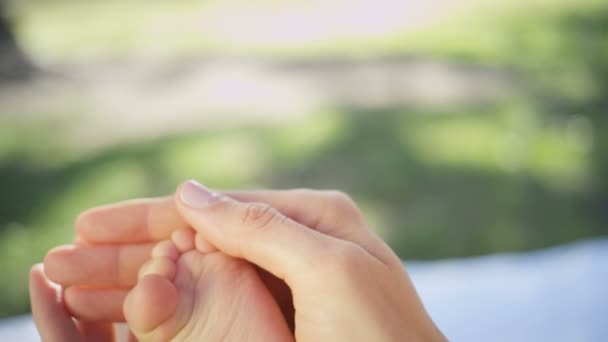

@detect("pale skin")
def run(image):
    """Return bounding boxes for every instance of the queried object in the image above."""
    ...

[124,227,293,341]
[34,181,446,341]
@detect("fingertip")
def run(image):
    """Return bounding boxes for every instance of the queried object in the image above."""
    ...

[30,263,44,279]
[43,245,74,284]
[29,263,51,296]
[29,263,50,294]
[29,262,58,291]
[75,210,93,239]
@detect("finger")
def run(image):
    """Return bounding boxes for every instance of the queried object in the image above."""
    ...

[64,287,128,322]
[76,190,376,252]
[44,243,153,287]
[29,264,82,342]
[76,197,189,244]
[76,190,364,244]
[62,288,129,323]
[76,321,115,342]
[124,274,178,336]
[175,180,342,282]
[75,189,387,261]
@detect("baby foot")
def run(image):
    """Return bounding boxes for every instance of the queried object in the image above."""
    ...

[123,228,293,342]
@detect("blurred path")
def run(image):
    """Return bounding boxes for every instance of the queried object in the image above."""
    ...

[0,0,488,151]
[0,57,513,152]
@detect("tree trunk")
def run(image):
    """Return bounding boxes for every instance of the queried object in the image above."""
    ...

[0,1,34,81]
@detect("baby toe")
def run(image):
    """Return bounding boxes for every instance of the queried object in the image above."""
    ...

[138,257,177,281]
[171,228,196,253]
[124,274,178,339]
[151,240,180,261]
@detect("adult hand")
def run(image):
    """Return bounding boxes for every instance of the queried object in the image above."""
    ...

[43,191,299,324]
[44,183,445,341]
[44,188,368,324]
[29,264,133,342]
[174,180,445,341]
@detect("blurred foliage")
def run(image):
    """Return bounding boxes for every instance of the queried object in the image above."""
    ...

[1,0,607,317]
[9,0,606,62]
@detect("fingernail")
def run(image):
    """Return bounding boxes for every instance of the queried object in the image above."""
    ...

[180,180,219,208]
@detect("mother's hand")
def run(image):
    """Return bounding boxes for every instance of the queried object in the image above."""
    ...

[43,188,378,323]
[29,264,132,341]
[174,181,446,341]
[43,184,445,341]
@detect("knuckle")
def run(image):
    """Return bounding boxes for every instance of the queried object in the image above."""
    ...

[240,203,283,231]
[323,242,368,276]
[290,188,317,197]
[323,190,362,218]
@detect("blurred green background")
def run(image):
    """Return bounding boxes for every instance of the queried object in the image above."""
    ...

[0,0,606,317]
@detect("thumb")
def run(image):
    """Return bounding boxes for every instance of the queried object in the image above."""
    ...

[175,180,337,282]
